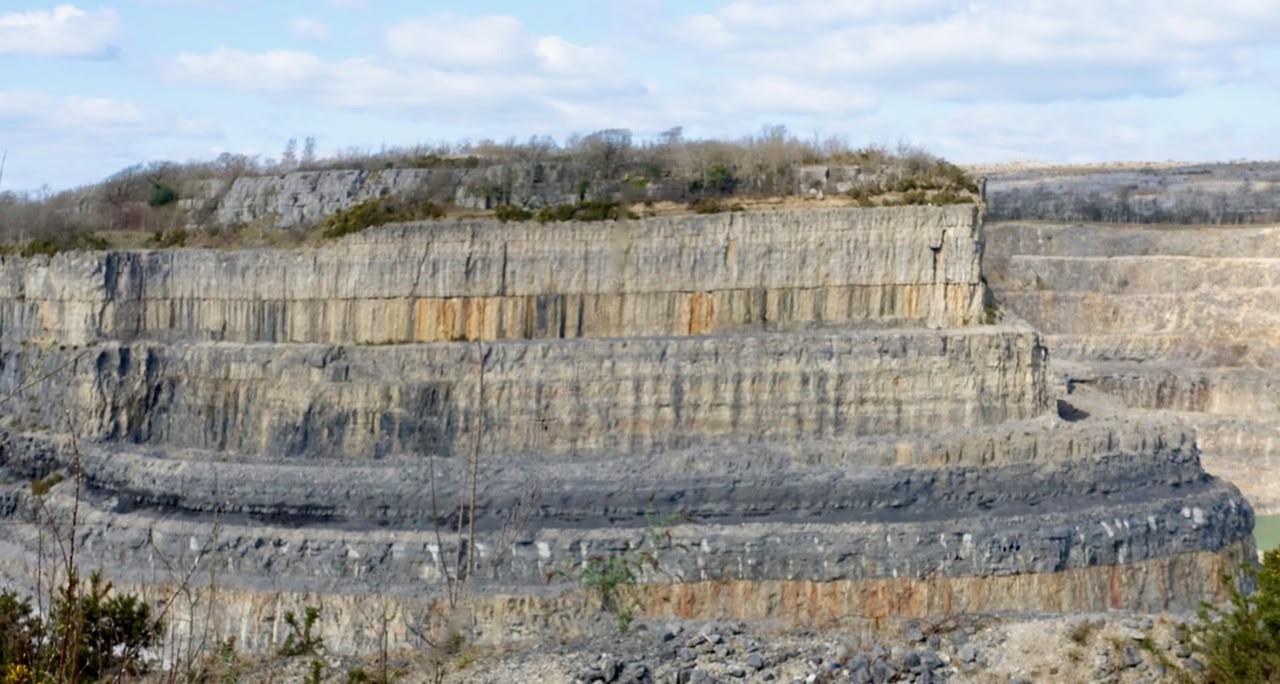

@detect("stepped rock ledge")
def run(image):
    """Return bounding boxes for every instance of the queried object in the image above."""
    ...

[0,206,1254,654]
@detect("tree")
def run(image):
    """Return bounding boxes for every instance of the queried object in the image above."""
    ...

[281,138,298,170]
[302,136,317,166]
[574,129,632,179]
[1191,549,1280,682]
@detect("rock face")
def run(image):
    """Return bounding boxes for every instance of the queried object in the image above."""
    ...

[211,164,617,228]
[0,206,1254,655]
[0,207,986,345]
[986,222,1280,513]
[982,162,1280,225]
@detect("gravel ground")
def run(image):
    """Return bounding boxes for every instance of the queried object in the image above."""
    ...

[215,610,1206,683]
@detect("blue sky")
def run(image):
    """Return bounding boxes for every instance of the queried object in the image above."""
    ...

[2,0,1279,192]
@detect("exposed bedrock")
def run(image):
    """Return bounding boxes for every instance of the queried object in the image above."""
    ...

[986,221,1280,511]
[0,329,1046,460]
[0,207,985,346]
[0,419,1254,654]
[0,207,1257,654]
[209,165,610,228]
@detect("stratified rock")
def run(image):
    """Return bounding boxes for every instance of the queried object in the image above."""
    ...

[0,207,1255,656]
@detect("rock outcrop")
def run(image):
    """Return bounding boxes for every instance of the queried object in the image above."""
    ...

[986,221,1280,513]
[210,164,614,228]
[0,206,1254,655]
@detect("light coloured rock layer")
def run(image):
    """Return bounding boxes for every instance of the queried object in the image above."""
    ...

[986,221,1280,512]
[0,207,985,345]
[0,208,1257,656]
[0,327,1046,460]
[211,165,609,228]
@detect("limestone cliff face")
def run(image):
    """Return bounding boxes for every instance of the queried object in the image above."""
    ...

[0,206,985,346]
[0,328,1045,460]
[986,221,1280,512]
[211,165,602,228]
[0,207,1256,655]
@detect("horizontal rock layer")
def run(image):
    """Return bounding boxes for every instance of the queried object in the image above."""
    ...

[0,419,1254,654]
[0,208,1259,655]
[211,165,613,227]
[41,539,1244,656]
[986,221,1280,512]
[0,327,1046,460]
[0,207,984,345]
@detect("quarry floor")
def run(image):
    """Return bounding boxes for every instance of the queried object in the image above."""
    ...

[192,610,1204,683]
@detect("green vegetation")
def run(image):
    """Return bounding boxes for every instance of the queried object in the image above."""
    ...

[279,606,324,657]
[688,162,739,198]
[0,572,160,683]
[319,196,445,238]
[0,126,981,252]
[146,227,188,248]
[690,198,746,214]
[28,472,65,497]
[555,511,681,633]
[532,199,639,223]
[846,158,979,207]
[147,181,178,208]
[19,233,108,258]
[1189,549,1280,682]
[493,204,532,222]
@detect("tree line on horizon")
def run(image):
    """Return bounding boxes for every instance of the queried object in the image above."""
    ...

[0,126,979,246]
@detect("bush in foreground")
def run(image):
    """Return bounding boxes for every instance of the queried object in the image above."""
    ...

[0,572,159,682]
[1191,549,1280,682]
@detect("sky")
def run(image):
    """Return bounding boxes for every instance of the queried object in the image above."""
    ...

[2,0,1280,192]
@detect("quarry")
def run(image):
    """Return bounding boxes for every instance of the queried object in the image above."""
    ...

[0,158,1276,682]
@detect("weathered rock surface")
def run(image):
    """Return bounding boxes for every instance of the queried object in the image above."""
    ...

[986,221,1280,512]
[982,161,1280,225]
[0,207,985,346]
[210,164,606,228]
[0,207,1255,655]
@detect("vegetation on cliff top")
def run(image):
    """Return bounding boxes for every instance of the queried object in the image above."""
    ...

[318,195,445,238]
[0,126,979,251]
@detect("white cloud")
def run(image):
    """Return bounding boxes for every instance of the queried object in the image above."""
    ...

[0,91,142,129]
[165,15,651,128]
[676,0,1280,102]
[288,17,331,43]
[385,14,531,68]
[0,4,122,58]
[171,48,325,93]
[725,77,875,116]
[0,90,222,190]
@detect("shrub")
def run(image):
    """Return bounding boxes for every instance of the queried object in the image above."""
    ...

[534,199,637,223]
[280,606,324,656]
[493,204,532,222]
[703,163,738,196]
[1190,549,1280,682]
[690,198,745,214]
[319,197,445,239]
[147,182,178,208]
[0,593,40,672]
[891,189,929,206]
[1,572,161,681]
[29,472,64,496]
[931,190,976,205]
[52,572,159,681]
[554,511,681,633]
[20,233,108,258]
[147,228,188,248]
